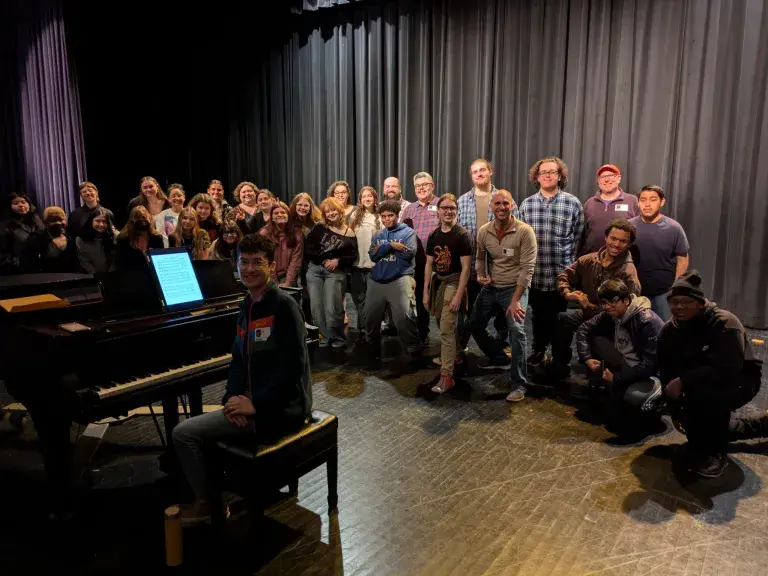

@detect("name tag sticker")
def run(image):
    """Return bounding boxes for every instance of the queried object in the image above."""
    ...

[503,248,515,256]
[253,327,271,342]
[615,204,629,212]
[427,205,438,212]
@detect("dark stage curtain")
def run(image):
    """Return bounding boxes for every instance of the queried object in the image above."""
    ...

[0,0,86,213]
[230,0,768,328]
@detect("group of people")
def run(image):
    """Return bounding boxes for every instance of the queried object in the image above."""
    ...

[2,157,763,494]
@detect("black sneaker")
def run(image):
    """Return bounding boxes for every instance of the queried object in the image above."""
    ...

[479,358,512,371]
[693,453,728,478]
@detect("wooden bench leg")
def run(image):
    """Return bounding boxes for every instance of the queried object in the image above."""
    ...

[327,444,338,511]
[288,479,299,494]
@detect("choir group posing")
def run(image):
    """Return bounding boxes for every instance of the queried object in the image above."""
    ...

[1,157,763,479]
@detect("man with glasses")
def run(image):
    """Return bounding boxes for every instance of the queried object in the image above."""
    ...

[402,172,440,344]
[659,270,761,478]
[553,219,641,380]
[173,234,312,524]
[629,185,690,322]
[575,279,664,440]
[519,157,584,370]
[580,165,639,255]
[472,190,538,402]
[423,194,473,393]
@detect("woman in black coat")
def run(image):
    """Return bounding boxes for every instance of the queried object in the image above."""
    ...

[76,207,116,274]
[23,206,79,273]
[0,193,44,274]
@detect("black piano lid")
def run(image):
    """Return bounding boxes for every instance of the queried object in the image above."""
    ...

[0,272,97,300]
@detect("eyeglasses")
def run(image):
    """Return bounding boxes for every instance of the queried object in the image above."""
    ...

[598,174,618,181]
[439,206,457,212]
[223,231,238,236]
[537,170,559,177]
[415,183,433,189]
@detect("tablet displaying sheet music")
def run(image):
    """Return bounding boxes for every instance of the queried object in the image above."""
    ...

[148,248,204,311]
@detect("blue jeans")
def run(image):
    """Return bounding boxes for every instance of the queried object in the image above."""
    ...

[651,294,671,322]
[471,285,529,388]
[306,262,347,343]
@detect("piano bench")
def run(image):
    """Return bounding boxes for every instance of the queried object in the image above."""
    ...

[212,410,339,516]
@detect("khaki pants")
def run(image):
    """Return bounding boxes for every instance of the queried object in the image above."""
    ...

[432,282,462,375]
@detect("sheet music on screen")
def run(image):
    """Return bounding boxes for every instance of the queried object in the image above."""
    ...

[150,251,204,307]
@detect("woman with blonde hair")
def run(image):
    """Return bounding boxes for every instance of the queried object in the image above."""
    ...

[349,186,381,342]
[127,176,171,219]
[304,197,357,348]
[327,180,354,224]
[114,205,165,271]
[189,193,221,243]
[170,207,212,260]
[260,201,303,287]
[23,206,79,273]
[290,192,322,236]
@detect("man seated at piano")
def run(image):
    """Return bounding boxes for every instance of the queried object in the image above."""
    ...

[172,233,313,524]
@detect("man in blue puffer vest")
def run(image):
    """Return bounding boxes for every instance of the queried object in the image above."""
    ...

[364,200,425,370]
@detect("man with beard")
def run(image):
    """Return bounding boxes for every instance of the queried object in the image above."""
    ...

[580,165,639,255]
[382,176,409,218]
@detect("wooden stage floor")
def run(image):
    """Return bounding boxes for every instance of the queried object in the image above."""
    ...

[1,322,767,575]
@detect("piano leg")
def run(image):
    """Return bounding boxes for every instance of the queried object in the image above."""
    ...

[187,388,203,417]
[162,397,180,448]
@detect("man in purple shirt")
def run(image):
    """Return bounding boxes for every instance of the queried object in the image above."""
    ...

[629,185,690,321]
[580,164,640,255]
[402,172,440,343]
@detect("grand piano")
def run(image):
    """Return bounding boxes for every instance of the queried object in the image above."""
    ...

[0,261,318,511]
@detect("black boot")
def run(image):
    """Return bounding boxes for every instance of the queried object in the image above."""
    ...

[692,452,728,478]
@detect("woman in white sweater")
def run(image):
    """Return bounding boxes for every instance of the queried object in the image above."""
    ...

[349,186,381,344]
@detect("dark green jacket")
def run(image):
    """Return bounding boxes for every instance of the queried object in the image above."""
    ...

[225,282,312,433]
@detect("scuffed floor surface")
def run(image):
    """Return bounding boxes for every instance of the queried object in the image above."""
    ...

[1,326,767,575]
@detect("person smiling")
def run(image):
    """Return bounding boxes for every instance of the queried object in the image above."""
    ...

[232,181,260,233]
[348,186,381,342]
[206,179,234,222]
[153,183,186,239]
[68,181,116,240]
[172,233,312,524]
[169,207,212,260]
[552,219,641,381]
[127,176,171,219]
[327,180,355,224]
[76,207,116,274]
[259,201,303,286]
[303,197,357,348]
[189,193,222,243]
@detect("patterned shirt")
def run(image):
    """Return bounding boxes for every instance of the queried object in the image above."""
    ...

[518,189,584,291]
[401,196,440,246]
[457,185,520,277]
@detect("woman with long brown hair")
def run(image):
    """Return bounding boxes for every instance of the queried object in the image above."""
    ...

[259,201,303,287]
[189,193,222,243]
[206,179,234,222]
[114,206,165,271]
[210,220,242,269]
[169,207,212,260]
[126,176,171,219]
[349,186,382,342]
[304,197,357,348]
[244,188,275,233]
[0,192,44,274]
[289,192,322,236]
[153,183,186,238]
[327,180,354,224]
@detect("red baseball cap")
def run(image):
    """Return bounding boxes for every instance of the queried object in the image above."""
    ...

[597,164,621,177]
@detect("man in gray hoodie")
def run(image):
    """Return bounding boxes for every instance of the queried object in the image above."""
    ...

[576,279,664,439]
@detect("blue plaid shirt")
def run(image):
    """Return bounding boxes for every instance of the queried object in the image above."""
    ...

[518,189,584,291]
[457,186,519,277]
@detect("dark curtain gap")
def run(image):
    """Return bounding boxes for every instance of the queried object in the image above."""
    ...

[230,0,768,328]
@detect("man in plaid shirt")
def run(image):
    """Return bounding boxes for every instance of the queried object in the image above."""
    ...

[458,158,519,356]
[402,172,440,343]
[518,157,584,369]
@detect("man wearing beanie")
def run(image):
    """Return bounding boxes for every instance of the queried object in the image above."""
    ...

[580,165,639,256]
[658,270,762,477]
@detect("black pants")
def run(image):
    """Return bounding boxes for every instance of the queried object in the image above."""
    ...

[590,336,659,433]
[350,268,370,333]
[529,288,566,356]
[464,278,508,350]
[552,307,584,368]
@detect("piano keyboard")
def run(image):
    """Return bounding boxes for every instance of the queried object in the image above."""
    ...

[96,354,232,400]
